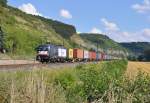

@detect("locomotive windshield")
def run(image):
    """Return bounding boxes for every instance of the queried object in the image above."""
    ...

[37,45,49,51]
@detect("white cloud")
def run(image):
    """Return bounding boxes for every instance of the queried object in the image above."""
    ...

[90,27,102,34]
[122,32,130,37]
[142,28,150,37]
[107,29,150,42]
[132,0,150,13]
[60,9,72,19]
[19,3,42,16]
[101,18,120,32]
[100,18,150,42]
[77,31,81,34]
[105,30,149,42]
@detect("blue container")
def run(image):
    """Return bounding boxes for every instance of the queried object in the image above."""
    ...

[96,52,101,61]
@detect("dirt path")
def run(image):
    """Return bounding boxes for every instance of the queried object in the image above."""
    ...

[126,62,150,78]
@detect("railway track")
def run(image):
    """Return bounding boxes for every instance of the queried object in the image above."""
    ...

[0,62,44,70]
[0,61,96,71]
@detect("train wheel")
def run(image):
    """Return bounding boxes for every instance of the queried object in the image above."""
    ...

[36,56,40,61]
[41,59,45,64]
[45,59,49,64]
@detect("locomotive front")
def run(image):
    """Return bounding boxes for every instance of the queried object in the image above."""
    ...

[36,44,50,62]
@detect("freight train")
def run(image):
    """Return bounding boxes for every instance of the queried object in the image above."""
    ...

[36,43,116,63]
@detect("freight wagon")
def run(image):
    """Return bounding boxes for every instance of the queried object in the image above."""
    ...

[106,55,112,60]
[73,48,84,61]
[89,51,96,61]
[67,48,74,62]
[96,52,101,61]
[83,50,89,61]
[100,52,105,61]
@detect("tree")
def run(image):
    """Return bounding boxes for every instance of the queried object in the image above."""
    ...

[0,27,4,49]
[0,0,7,6]
[0,26,6,53]
[137,55,145,61]
[144,49,150,61]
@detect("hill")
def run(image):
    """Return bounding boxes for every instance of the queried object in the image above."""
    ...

[79,33,126,51]
[120,42,150,56]
[0,4,78,56]
[0,1,127,58]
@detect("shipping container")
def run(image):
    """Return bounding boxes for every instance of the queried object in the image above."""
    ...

[106,55,111,60]
[89,51,96,60]
[103,54,107,60]
[68,49,73,59]
[73,48,84,59]
[84,50,89,59]
[101,52,105,60]
[96,52,101,61]
[49,45,67,58]
[105,55,108,60]
[57,47,67,58]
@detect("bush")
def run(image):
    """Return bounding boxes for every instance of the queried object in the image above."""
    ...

[54,60,128,102]
[99,72,150,103]
[0,0,7,6]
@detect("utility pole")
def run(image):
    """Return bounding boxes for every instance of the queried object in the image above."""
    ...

[62,38,64,46]
[96,42,98,52]
[0,27,2,48]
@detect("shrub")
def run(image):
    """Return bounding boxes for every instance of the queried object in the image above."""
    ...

[0,0,7,6]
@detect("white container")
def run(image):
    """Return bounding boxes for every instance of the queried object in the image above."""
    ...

[84,50,89,59]
[58,48,67,58]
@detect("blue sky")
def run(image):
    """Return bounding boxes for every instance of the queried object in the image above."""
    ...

[8,0,150,42]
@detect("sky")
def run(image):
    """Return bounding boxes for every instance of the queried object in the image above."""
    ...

[8,0,150,42]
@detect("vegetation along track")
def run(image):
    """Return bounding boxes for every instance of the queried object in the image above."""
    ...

[0,60,128,103]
